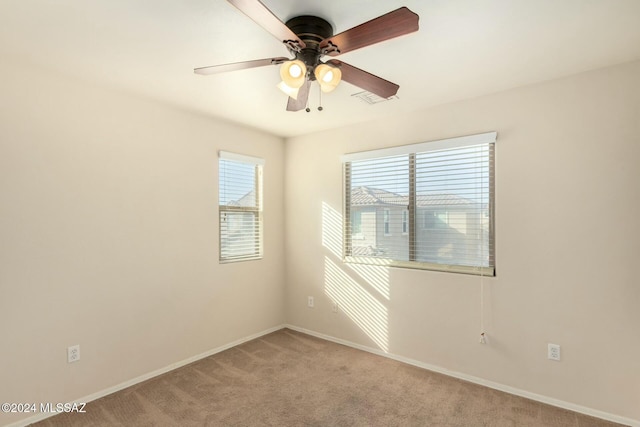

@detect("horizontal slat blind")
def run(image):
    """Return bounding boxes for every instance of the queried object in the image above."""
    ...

[219,150,266,166]
[341,132,496,162]
[344,133,495,276]
[347,155,410,261]
[413,144,493,268]
[219,153,263,262]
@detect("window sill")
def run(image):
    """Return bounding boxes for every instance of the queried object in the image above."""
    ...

[343,255,495,276]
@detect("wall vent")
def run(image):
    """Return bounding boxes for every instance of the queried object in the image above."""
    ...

[351,91,399,105]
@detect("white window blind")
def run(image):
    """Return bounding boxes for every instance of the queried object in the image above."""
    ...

[343,132,496,276]
[218,151,264,263]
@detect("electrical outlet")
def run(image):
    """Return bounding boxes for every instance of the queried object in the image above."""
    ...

[548,343,561,361]
[67,345,80,363]
[307,296,314,308]
[332,302,338,313]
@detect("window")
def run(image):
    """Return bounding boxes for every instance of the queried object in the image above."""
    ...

[351,211,362,236]
[383,209,391,235]
[402,210,409,234]
[343,132,496,276]
[218,151,264,262]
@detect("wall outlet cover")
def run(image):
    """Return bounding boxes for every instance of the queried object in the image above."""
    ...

[548,343,561,361]
[68,345,80,363]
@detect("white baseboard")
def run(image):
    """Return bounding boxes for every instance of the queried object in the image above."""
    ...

[284,324,639,427]
[4,324,286,427]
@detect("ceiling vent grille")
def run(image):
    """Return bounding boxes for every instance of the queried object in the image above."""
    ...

[352,91,399,105]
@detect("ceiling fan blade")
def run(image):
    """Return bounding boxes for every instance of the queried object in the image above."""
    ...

[327,60,399,99]
[228,0,306,49]
[194,57,288,75]
[320,7,418,56]
[286,80,311,111]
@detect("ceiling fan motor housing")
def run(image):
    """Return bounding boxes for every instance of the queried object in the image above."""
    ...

[285,15,334,80]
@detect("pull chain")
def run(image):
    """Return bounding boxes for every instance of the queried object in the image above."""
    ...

[304,83,325,112]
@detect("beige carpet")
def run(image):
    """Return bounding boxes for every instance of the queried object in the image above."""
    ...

[33,328,625,426]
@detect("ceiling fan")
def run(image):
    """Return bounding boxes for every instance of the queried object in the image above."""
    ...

[194,0,419,111]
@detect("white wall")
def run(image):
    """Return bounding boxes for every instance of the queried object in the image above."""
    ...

[284,60,640,422]
[1,55,638,426]
[0,59,285,426]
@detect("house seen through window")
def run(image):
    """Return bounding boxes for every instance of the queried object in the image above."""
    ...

[342,132,496,276]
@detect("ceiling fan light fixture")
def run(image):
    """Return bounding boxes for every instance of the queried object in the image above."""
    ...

[280,59,307,88]
[276,81,300,99]
[314,63,342,93]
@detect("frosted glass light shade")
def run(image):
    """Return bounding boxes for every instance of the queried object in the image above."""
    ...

[314,63,342,93]
[280,60,307,89]
[277,81,300,99]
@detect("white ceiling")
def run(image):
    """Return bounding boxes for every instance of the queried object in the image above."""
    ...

[1,0,640,138]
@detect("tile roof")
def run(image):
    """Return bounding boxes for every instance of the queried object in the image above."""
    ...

[227,189,256,207]
[350,186,475,207]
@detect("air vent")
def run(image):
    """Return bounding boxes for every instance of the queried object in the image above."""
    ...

[352,91,399,105]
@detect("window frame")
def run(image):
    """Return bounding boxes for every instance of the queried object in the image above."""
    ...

[342,132,496,276]
[218,151,264,263]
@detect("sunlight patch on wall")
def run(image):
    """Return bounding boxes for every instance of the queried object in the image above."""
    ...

[324,256,389,352]
[322,202,343,258]
[347,263,390,300]
[322,201,390,299]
